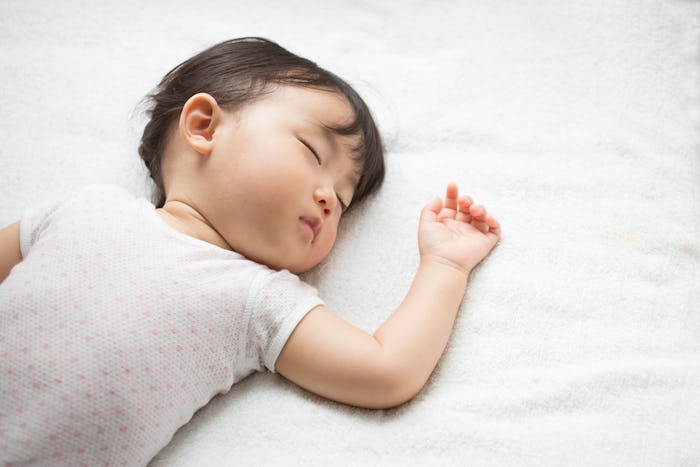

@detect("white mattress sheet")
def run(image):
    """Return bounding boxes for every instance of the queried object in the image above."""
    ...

[1,1,698,465]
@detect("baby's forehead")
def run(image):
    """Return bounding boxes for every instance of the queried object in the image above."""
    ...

[283,85,355,124]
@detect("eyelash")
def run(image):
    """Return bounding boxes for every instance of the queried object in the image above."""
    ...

[301,139,321,165]
[300,138,348,213]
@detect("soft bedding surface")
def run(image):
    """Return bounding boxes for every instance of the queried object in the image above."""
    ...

[1,1,698,466]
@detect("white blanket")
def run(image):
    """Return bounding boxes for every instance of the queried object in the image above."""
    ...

[1,1,698,465]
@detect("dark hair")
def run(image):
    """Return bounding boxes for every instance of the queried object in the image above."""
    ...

[139,37,384,210]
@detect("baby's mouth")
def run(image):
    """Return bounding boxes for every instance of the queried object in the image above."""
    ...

[300,216,322,241]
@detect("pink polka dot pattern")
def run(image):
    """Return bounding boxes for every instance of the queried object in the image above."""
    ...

[0,185,322,466]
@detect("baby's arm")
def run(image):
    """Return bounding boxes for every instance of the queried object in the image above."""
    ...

[276,183,500,409]
[0,221,21,284]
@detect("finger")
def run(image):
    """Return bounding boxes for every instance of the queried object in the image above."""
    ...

[457,196,473,219]
[458,195,473,210]
[469,204,487,220]
[455,196,473,223]
[420,196,443,222]
[484,214,501,236]
[443,182,459,211]
[471,220,490,234]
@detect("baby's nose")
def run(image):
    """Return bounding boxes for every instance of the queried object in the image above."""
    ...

[314,186,337,215]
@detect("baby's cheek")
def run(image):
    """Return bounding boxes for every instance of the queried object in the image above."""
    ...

[311,228,337,267]
[324,226,339,253]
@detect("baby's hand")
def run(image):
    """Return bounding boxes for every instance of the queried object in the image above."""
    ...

[418,183,501,275]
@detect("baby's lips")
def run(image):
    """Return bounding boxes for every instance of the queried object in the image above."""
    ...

[300,216,322,240]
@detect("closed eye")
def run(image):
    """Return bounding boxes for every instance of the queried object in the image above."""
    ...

[299,138,321,165]
[299,137,349,213]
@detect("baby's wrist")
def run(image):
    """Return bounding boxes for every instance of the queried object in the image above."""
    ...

[419,255,472,280]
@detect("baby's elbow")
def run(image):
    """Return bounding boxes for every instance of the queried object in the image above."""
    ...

[368,366,428,410]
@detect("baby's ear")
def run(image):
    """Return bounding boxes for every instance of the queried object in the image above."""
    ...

[179,93,221,156]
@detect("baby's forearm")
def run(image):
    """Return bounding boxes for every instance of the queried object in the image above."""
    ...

[276,257,475,409]
[373,259,469,399]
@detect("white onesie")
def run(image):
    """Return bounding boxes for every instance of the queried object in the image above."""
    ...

[0,185,323,466]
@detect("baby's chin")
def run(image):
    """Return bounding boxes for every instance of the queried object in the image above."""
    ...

[284,258,324,275]
[255,253,326,275]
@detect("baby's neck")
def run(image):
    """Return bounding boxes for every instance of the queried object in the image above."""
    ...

[156,201,232,251]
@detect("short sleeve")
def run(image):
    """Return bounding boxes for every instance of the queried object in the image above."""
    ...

[18,185,131,259]
[19,198,62,259]
[247,269,324,372]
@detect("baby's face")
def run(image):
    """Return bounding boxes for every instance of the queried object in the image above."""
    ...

[198,85,361,273]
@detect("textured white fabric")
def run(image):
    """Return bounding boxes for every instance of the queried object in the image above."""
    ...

[1,1,699,466]
[0,185,323,466]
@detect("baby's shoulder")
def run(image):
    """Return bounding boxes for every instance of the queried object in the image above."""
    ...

[40,184,140,214]
[249,265,319,300]
[74,184,140,203]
